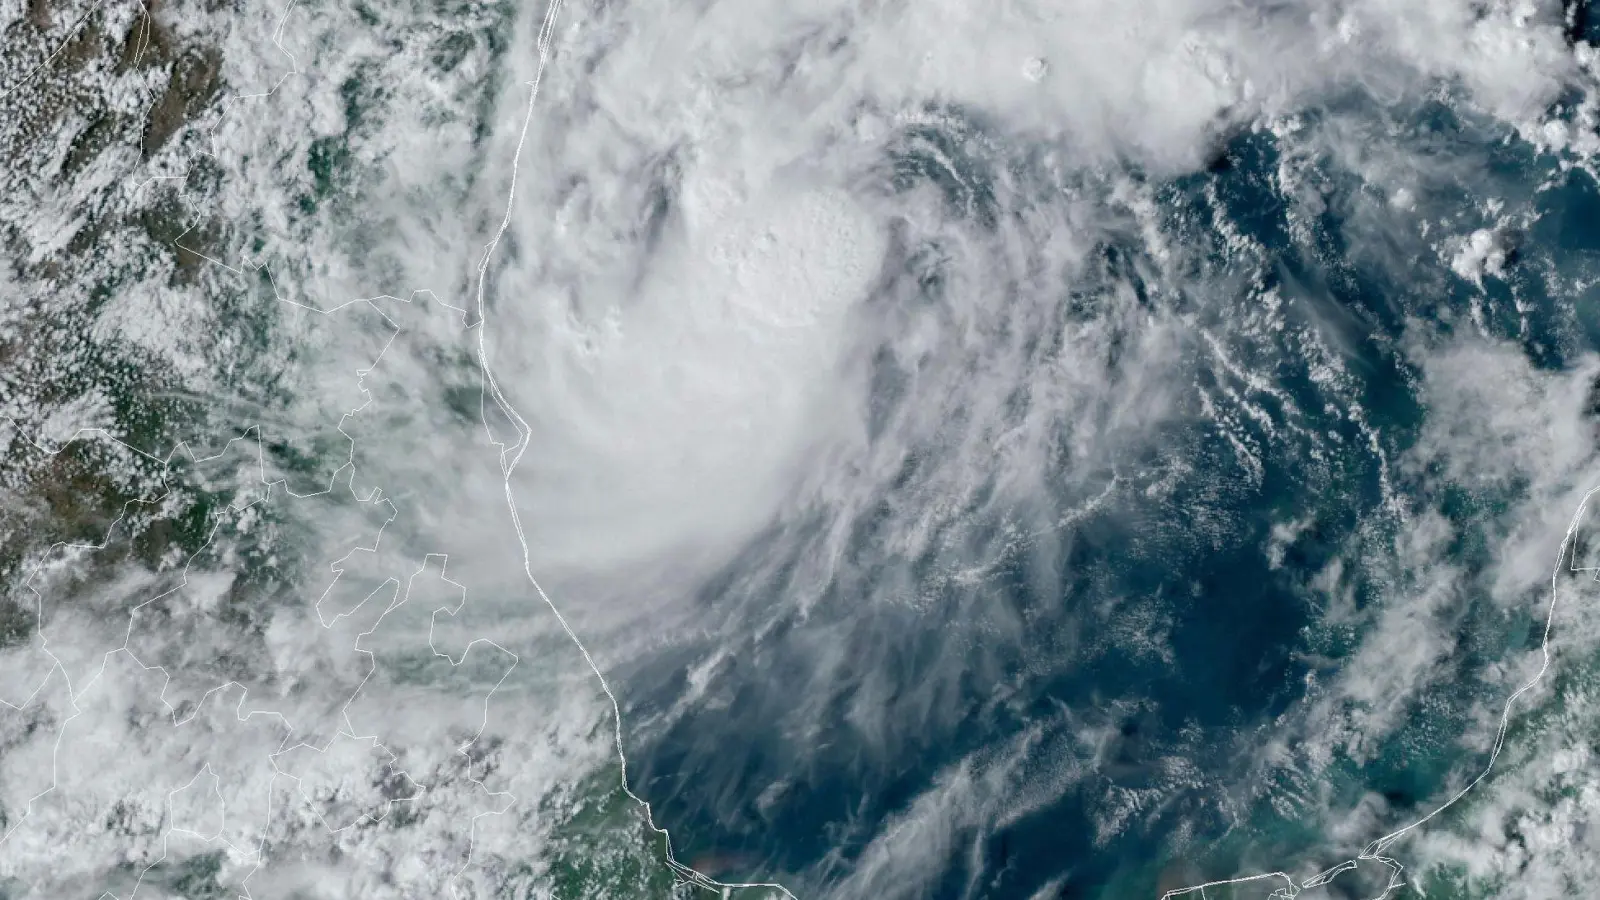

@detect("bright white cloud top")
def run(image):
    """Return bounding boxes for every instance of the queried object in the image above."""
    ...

[5,0,1600,898]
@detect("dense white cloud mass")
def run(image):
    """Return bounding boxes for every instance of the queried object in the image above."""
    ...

[413,2,1600,897]
[465,0,1592,606]
[6,0,1600,896]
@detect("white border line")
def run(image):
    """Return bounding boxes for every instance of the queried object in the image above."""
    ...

[1164,483,1600,899]
[464,0,795,895]
[0,0,770,894]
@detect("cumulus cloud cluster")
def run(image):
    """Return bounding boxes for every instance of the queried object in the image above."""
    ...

[477,0,1595,605]
[8,0,1600,895]
[442,0,1600,895]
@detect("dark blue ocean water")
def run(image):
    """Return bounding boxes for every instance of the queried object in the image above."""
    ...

[616,93,1600,900]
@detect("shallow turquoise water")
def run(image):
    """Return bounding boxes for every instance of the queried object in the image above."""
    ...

[613,93,1600,899]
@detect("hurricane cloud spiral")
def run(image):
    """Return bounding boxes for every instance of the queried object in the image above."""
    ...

[5,0,1600,898]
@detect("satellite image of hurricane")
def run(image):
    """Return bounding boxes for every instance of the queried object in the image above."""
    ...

[11,0,1600,898]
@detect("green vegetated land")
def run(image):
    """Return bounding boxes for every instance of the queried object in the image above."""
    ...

[540,769,790,900]
[0,0,777,895]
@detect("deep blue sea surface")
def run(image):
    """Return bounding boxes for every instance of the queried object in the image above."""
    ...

[612,90,1600,900]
